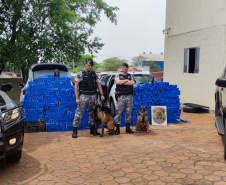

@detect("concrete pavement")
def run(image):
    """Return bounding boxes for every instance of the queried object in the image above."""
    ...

[1,112,226,185]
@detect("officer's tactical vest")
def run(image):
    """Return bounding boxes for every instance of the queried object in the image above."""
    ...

[79,70,97,95]
[116,73,133,95]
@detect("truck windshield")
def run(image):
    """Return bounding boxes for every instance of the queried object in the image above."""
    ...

[133,75,154,85]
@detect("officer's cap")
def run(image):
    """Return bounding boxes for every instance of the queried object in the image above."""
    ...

[122,63,129,68]
[85,58,94,66]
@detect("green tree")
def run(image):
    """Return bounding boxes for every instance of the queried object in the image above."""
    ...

[131,56,142,66]
[143,60,161,72]
[71,55,102,73]
[0,0,118,82]
[102,57,127,71]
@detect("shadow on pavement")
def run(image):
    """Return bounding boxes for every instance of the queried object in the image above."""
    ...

[0,151,42,184]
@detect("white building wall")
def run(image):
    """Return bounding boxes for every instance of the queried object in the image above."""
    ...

[165,0,226,36]
[164,0,226,110]
[164,25,226,109]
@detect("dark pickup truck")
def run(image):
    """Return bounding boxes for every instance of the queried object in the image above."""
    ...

[215,67,226,161]
[0,83,26,164]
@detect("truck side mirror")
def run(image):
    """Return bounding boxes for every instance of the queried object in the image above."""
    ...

[18,83,25,88]
[216,78,226,88]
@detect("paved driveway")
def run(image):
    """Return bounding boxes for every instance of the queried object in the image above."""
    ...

[1,112,226,185]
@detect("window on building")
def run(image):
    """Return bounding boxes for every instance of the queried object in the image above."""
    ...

[184,48,200,74]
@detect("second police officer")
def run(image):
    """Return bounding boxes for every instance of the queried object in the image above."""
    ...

[115,63,135,135]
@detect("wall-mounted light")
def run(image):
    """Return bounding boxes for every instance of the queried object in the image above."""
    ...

[163,27,171,35]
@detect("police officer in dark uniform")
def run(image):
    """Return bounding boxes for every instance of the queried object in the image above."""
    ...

[72,58,105,138]
[115,63,135,135]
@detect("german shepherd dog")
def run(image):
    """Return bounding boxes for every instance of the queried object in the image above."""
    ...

[135,106,150,132]
[88,105,115,137]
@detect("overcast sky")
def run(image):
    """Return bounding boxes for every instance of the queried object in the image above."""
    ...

[90,0,166,64]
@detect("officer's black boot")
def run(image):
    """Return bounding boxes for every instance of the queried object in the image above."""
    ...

[90,125,100,136]
[126,123,134,134]
[115,124,120,135]
[95,125,100,135]
[72,127,78,138]
[90,125,94,134]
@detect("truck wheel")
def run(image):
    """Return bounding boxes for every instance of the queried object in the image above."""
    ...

[7,150,22,163]
[110,100,116,117]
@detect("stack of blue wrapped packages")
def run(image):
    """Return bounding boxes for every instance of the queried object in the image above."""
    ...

[120,82,181,126]
[21,77,181,132]
[21,75,80,132]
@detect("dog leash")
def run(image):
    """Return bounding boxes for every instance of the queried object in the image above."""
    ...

[100,101,104,109]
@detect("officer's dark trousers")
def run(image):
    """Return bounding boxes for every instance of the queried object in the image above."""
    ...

[73,94,96,127]
[115,94,133,125]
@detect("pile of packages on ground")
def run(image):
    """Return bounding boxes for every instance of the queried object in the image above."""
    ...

[21,75,76,131]
[124,82,181,127]
[21,76,181,132]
